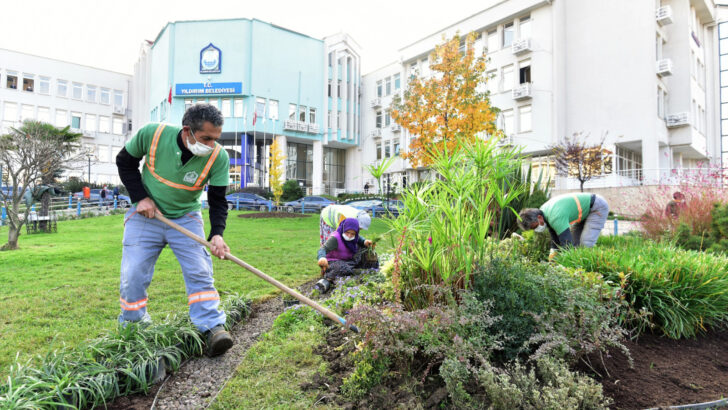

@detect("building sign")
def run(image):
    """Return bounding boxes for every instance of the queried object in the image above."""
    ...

[175,82,242,96]
[200,43,221,74]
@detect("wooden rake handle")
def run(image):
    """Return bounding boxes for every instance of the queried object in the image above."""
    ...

[153,213,359,333]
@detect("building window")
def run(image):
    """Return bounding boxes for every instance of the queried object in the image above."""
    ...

[57,80,68,97]
[21,105,34,121]
[385,77,392,95]
[409,62,417,79]
[328,52,333,67]
[377,80,382,97]
[337,112,341,129]
[37,107,50,123]
[85,114,97,132]
[385,111,391,127]
[113,90,123,107]
[255,97,266,119]
[269,100,279,120]
[100,88,110,104]
[503,22,514,47]
[22,76,34,92]
[519,105,532,132]
[55,109,68,127]
[657,87,665,118]
[38,77,50,94]
[234,98,243,117]
[221,99,231,117]
[327,110,333,128]
[502,64,514,91]
[298,106,307,123]
[288,103,296,120]
[113,117,123,135]
[309,107,316,124]
[72,83,82,99]
[376,142,382,160]
[394,73,401,90]
[384,141,391,158]
[323,147,346,192]
[328,80,332,97]
[376,111,382,128]
[519,16,531,39]
[6,73,18,89]
[337,80,342,97]
[502,109,514,135]
[87,85,96,102]
[3,103,17,122]
[487,29,498,52]
[394,140,400,156]
[71,112,82,129]
[519,60,531,84]
[99,115,110,133]
[183,99,192,111]
[286,142,314,187]
[98,145,110,163]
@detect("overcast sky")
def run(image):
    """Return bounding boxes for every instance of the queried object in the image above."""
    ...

[0,0,490,75]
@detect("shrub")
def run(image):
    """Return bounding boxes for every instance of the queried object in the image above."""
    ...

[471,258,626,364]
[557,235,728,338]
[281,180,304,202]
[340,350,390,400]
[709,202,728,253]
[233,186,272,199]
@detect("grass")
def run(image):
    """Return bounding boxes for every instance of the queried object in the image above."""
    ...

[0,210,392,376]
[557,235,728,339]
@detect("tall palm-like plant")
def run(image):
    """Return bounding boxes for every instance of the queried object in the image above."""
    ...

[365,156,395,197]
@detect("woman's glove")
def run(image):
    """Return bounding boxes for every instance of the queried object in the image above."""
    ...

[317,257,329,270]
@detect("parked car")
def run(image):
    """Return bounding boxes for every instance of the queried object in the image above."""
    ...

[344,199,404,217]
[225,192,274,211]
[72,189,131,207]
[283,196,336,213]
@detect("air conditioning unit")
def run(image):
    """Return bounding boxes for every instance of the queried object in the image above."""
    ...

[512,83,532,100]
[370,128,381,138]
[656,59,673,77]
[497,135,515,147]
[512,38,532,55]
[390,124,401,132]
[283,119,298,131]
[666,112,689,128]
[656,5,673,26]
[370,98,382,108]
[112,105,125,115]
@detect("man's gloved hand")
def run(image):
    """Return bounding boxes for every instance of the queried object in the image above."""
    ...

[317,257,329,270]
[548,249,558,263]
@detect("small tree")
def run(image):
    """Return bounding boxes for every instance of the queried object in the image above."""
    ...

[0,121,83,250]
[281,179,304,202]
[550,133,612,192]
[392,32,500,168]
[268,139,285,207]
[365,156,395,198]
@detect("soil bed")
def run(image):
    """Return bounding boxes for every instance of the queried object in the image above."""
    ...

[237,212,310,219]
[581,328,728,410]
[308,327,728,409]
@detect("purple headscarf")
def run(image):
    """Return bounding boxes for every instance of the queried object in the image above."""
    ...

[337,217,360,254]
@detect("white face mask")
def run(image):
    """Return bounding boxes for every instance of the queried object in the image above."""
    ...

[342,233,355,241]
[187,130,214,157]
[534,223,546,233]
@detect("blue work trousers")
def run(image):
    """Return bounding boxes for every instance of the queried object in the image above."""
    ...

[119,207,225,332]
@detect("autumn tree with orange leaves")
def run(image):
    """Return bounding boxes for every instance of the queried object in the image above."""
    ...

[391,33,500,168]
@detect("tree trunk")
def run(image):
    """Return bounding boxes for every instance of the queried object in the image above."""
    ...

[3,220,20,250]
[39,191,50,231]
[579,180,585,192]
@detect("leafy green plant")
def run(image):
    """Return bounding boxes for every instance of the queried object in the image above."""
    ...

[557,235,728,339]
[340,350,390,400]
[365,156,395,198]
[281,179,304,202]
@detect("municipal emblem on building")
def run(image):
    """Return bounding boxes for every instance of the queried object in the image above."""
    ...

[183,171,199,184]
[200,43,221,74]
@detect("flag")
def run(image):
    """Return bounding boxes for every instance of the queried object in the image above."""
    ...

[253,112,257,126]
[168,86,172,104]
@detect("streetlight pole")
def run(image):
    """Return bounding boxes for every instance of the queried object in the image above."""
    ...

[86,154,92,184]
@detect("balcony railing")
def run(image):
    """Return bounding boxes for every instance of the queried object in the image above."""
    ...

[283,119,298,131]
[512,83,532,100]
[656,59,673,77]
[512,38,532,55]
[656,5,673,26]
[370,98,382,109]
[666,112,689,128]
[390,124,401,132]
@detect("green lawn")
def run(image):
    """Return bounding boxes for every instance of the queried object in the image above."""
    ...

[0,211,392,376]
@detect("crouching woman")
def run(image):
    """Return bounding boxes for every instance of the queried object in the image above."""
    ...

[315,218,377,293]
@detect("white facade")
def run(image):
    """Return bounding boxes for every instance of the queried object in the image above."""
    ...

[360,0,722,192]
[0,48,133,184]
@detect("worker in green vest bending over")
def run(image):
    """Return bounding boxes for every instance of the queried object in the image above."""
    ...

[518,193,609,260]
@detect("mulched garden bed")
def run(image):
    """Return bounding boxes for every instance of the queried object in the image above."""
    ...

[307,327,728,409]
[580,328,728,410]
[237,212,310,219]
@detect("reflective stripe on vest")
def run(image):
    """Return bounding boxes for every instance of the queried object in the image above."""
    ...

[120,297,147,311]
[569,194,583,225]
[146,123,220,191]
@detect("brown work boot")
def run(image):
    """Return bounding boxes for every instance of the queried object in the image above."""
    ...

[205,325,233,357]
